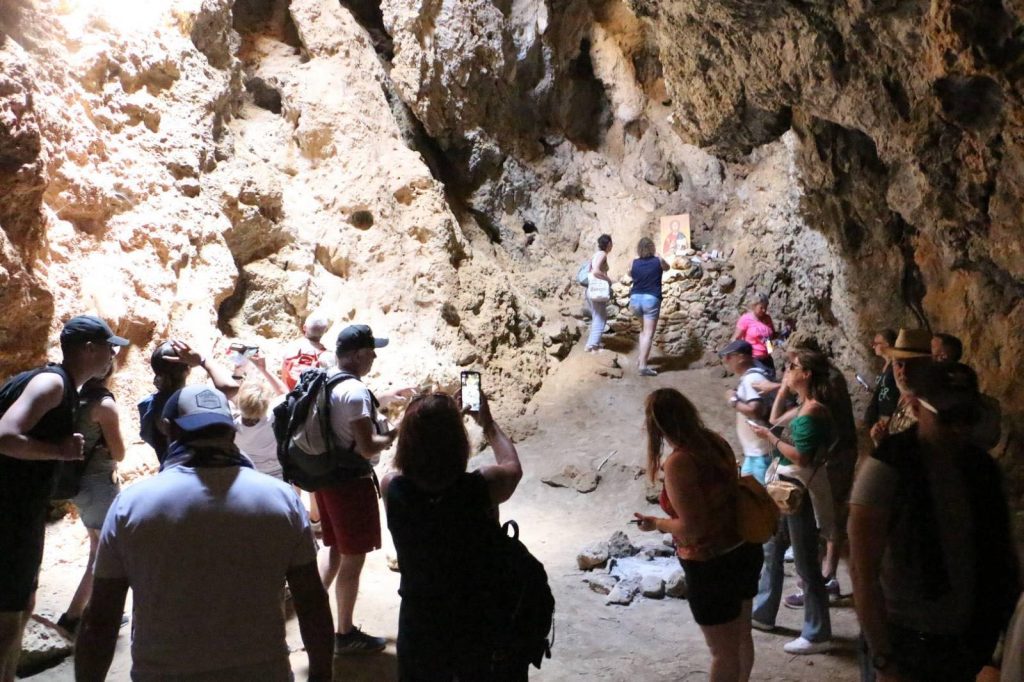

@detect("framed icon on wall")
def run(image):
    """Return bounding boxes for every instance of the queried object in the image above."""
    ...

[660,213,691,256]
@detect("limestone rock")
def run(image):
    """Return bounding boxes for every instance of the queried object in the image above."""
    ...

[583,573,619,595]
[543,464,601,494]
[605,574,642,606]
[17,615,73,677]
[607,530,636,559]
[636,538,675,559]
[641,574,666,599]
[577,541,611,570]
[665,569,688,599]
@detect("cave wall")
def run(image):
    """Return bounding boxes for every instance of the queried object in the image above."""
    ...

[1,0,1022,503]
[630,0,1024,502]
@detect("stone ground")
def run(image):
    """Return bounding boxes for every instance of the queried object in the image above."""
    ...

[29,328,860,681]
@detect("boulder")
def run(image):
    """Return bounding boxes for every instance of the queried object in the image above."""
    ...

[666,570,688,599]
[607,530,636,558]
[605,574,642,606]
[641,574,666,599]
[577,541,611,570]
[583,574,619,595]
[543,464,601,494]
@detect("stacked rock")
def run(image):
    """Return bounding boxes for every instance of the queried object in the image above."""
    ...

[605,249,739,363]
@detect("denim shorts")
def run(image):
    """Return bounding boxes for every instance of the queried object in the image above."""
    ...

[629,293,661,320]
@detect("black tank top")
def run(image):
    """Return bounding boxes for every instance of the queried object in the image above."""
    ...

[0,364,77,502]
[386,471,498,602]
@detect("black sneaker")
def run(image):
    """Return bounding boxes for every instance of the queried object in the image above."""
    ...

[334,627,386,655]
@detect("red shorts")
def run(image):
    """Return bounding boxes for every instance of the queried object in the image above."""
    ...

[315,478,381,555]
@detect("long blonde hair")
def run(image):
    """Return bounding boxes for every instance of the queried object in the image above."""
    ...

[644,389,735,483]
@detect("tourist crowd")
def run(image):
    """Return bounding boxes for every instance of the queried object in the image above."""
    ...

[0,248,1021,682]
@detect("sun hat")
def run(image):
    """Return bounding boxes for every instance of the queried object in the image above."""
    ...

[888,328,933,359]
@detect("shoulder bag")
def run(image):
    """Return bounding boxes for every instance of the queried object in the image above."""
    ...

[586,275,610,304]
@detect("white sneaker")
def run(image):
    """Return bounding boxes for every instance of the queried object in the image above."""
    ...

[783,637,832,655]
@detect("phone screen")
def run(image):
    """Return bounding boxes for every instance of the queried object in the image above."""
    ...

[460,371,481,412]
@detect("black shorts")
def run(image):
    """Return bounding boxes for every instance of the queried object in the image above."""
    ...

[679,542,763,626]
[0,494,48,612]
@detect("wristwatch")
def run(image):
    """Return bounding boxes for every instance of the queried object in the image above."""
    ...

[872,653,892,671]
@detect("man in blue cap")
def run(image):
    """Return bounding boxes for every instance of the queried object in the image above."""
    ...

[0,315,127,680]
[76,385,333,681]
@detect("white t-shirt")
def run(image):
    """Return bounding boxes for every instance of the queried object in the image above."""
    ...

[94,460,316,680]
[234,413,282,480]
[735,370,769,456]
[292,373,373,455]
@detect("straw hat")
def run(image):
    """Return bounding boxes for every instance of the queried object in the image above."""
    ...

[888,328,933,359]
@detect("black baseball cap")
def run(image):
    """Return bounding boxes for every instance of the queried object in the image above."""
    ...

[60,315,129,347]
[718,339,753,357]
[336,325,389,353]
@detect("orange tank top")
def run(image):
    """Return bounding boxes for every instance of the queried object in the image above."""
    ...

[658,447,740,561]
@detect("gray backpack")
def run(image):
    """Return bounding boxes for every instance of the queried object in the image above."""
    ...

[575,260,590,287]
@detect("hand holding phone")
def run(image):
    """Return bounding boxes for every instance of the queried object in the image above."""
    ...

[460,371,481,413]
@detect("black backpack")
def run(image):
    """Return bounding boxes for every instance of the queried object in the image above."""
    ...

[272,369,375,491]
[0,365,77,498]
[485,520,555,671]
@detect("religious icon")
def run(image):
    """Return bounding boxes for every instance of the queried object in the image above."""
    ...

[660,213,691,256]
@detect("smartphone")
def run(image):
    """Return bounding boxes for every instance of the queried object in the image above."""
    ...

[745,419,762,428]
[228,342,259,357]
[460,371,481,412]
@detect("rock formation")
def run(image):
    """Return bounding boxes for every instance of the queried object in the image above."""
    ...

[1,0,1021,502]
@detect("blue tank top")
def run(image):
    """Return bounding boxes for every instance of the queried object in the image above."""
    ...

[630,257,663,299]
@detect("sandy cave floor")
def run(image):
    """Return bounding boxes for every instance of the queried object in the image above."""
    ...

[31,335,861,681]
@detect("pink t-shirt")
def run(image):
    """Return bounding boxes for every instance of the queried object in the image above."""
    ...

[736,312,776,358]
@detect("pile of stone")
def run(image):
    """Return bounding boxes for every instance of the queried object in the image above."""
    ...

[607,249,739,360]
[577,531,687,606]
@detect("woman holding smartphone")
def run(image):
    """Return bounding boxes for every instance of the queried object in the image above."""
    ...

[747,348,834,656]
[633,389,763,682]
[381,390,525,681]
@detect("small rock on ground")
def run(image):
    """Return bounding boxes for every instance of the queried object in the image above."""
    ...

[577,541,611,570]
[666,569,688,599]
[641,574,666,599]
[583,574,619,595]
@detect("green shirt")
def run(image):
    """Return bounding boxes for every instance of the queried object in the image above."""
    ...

[778,414,831,466]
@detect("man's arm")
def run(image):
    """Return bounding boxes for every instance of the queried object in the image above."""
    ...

[74,577,129,682]
[0,373,83,461]
[727,390,765,419]
[849,502,894,666]
[286,561,333,682]
[350,417,395,458]
[165,339,241,400]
